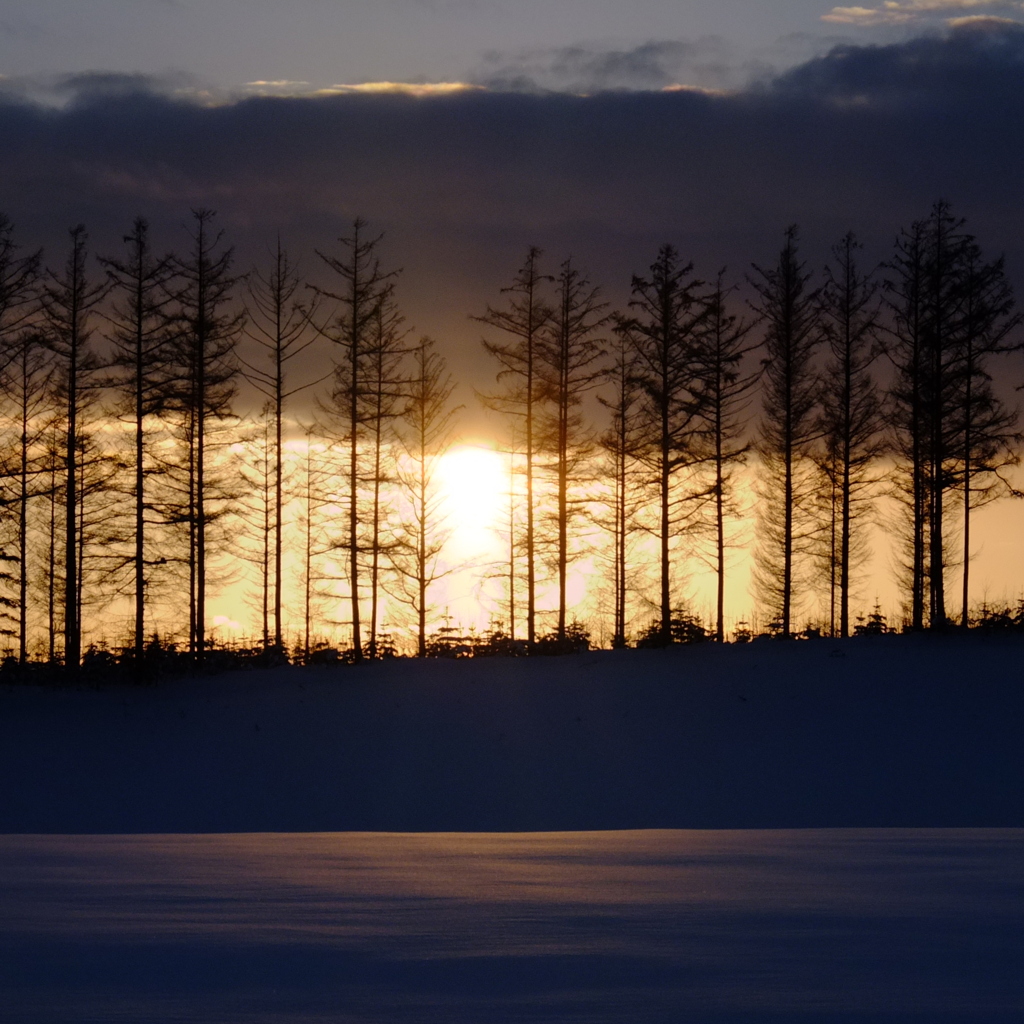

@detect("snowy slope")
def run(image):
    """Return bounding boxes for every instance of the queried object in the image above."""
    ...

[1,634,1021,833]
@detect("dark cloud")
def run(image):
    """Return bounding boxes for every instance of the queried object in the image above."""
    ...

[770,17,1024,102]
[470,38,735,93]
[1,21,1023,400]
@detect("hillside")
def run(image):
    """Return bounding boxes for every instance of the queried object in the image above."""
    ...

[1,634,1021,833]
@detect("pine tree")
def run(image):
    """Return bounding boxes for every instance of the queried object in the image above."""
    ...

[598,329,643,648]
[40,226,106,669]
[388,337,460,657]
[0,216,42,661]
[314,218,396,663]
[241,240,319,649]
[699,272,758,643]
[475,248,552,645]
[750,226,821,637]
[101,217,175,670]
[538,258,607,640]
[816,234,883,637]
[622,244,707,646]
[169,209,243,661]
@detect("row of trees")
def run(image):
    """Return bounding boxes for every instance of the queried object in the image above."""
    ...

[474,202,1020,646]
[0,202,1019,672]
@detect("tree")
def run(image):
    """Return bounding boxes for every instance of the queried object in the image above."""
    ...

[538,258,607,640]
[241,240,319,649]
[885,218,930,629]
[598,329,643,648]
[0,331,52,661]
[475,248,552,644]
[0,216,42,661]
[955,240,1020,626]
[169,209,242,661]
[623,244,707,646]
[237,410,275,648]
[101,217,175,670]
[816,234,883,637]
[699,272,758,643]
[364,295,407,658]
[885,202,1019,628]
[750,226,821,637]
[388,337,460,657]
[40,225,106,669]
[297,428,333,662]
[314,218,396,663]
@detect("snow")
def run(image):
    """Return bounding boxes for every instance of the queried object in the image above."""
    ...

[1,633,1022,833]
[1,829,1022,1022]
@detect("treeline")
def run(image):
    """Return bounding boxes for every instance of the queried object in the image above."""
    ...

[0,201,1020,676]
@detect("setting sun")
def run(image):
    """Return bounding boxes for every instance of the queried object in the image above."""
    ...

[437,445,508,558]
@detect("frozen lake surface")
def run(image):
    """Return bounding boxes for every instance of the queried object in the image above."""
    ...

[2,829,1022,1022]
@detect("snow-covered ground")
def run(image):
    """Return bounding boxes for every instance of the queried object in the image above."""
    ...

[2,829,1022,1023]
[1,634,1022,832]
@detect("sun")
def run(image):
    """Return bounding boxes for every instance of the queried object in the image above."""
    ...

[437,445,508,556]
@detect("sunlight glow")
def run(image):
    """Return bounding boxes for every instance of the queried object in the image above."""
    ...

[437,445,508,559]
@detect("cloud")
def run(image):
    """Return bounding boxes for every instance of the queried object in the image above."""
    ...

[823,0,1024,26]
[317,81,483,98]
[0,70,207,108]
[469,38,736,93]
[1,20,1024,386]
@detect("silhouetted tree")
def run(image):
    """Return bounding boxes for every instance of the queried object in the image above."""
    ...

[476,248,552,644]
[238,410,274,648]
[169,209,242,660]
[101,217,175,669]
[0,332,52,661]
[0,217,42,660]
[314,218,396,662]
[538,258,608,640]
[885,218,930,628]
[297,429,332,662]
[40,225,106,668]
[699,271,758,643]
[388,337,460,657]
[955,239,1020,626]
[623,244,707,646]
[885,202,1019,628]
[750,226,821,637]
[364,294,406,658]
[242,240,319,649]
[598,329,643,648]
[816,234,883,637]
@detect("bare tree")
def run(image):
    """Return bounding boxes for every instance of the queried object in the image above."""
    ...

[955,240,1020,625]
[885,202,1019,628]
[169,209,243,660]
[0,332,52,661]
[885,218,930,628]
[699,272,758,643]
[101,217,175,670]
[538,258,608,640]
[475,248,552,644]
[314,218,396,663]
[242,240,320,649]
[0,216,42,660]
[750,226,821,637]
[388,337,460,656]
[816,234,883,637]
[622,244,707,646]
[598,329,643,648]
[40,225,106,669]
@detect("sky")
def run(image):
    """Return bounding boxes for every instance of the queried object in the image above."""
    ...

[0,0,935,97]
[4,1,1024,632]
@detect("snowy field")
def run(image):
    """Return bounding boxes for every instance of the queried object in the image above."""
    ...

[1,636,1022,1021]
[0,634,1022,832]
[2,829,1022,1023]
